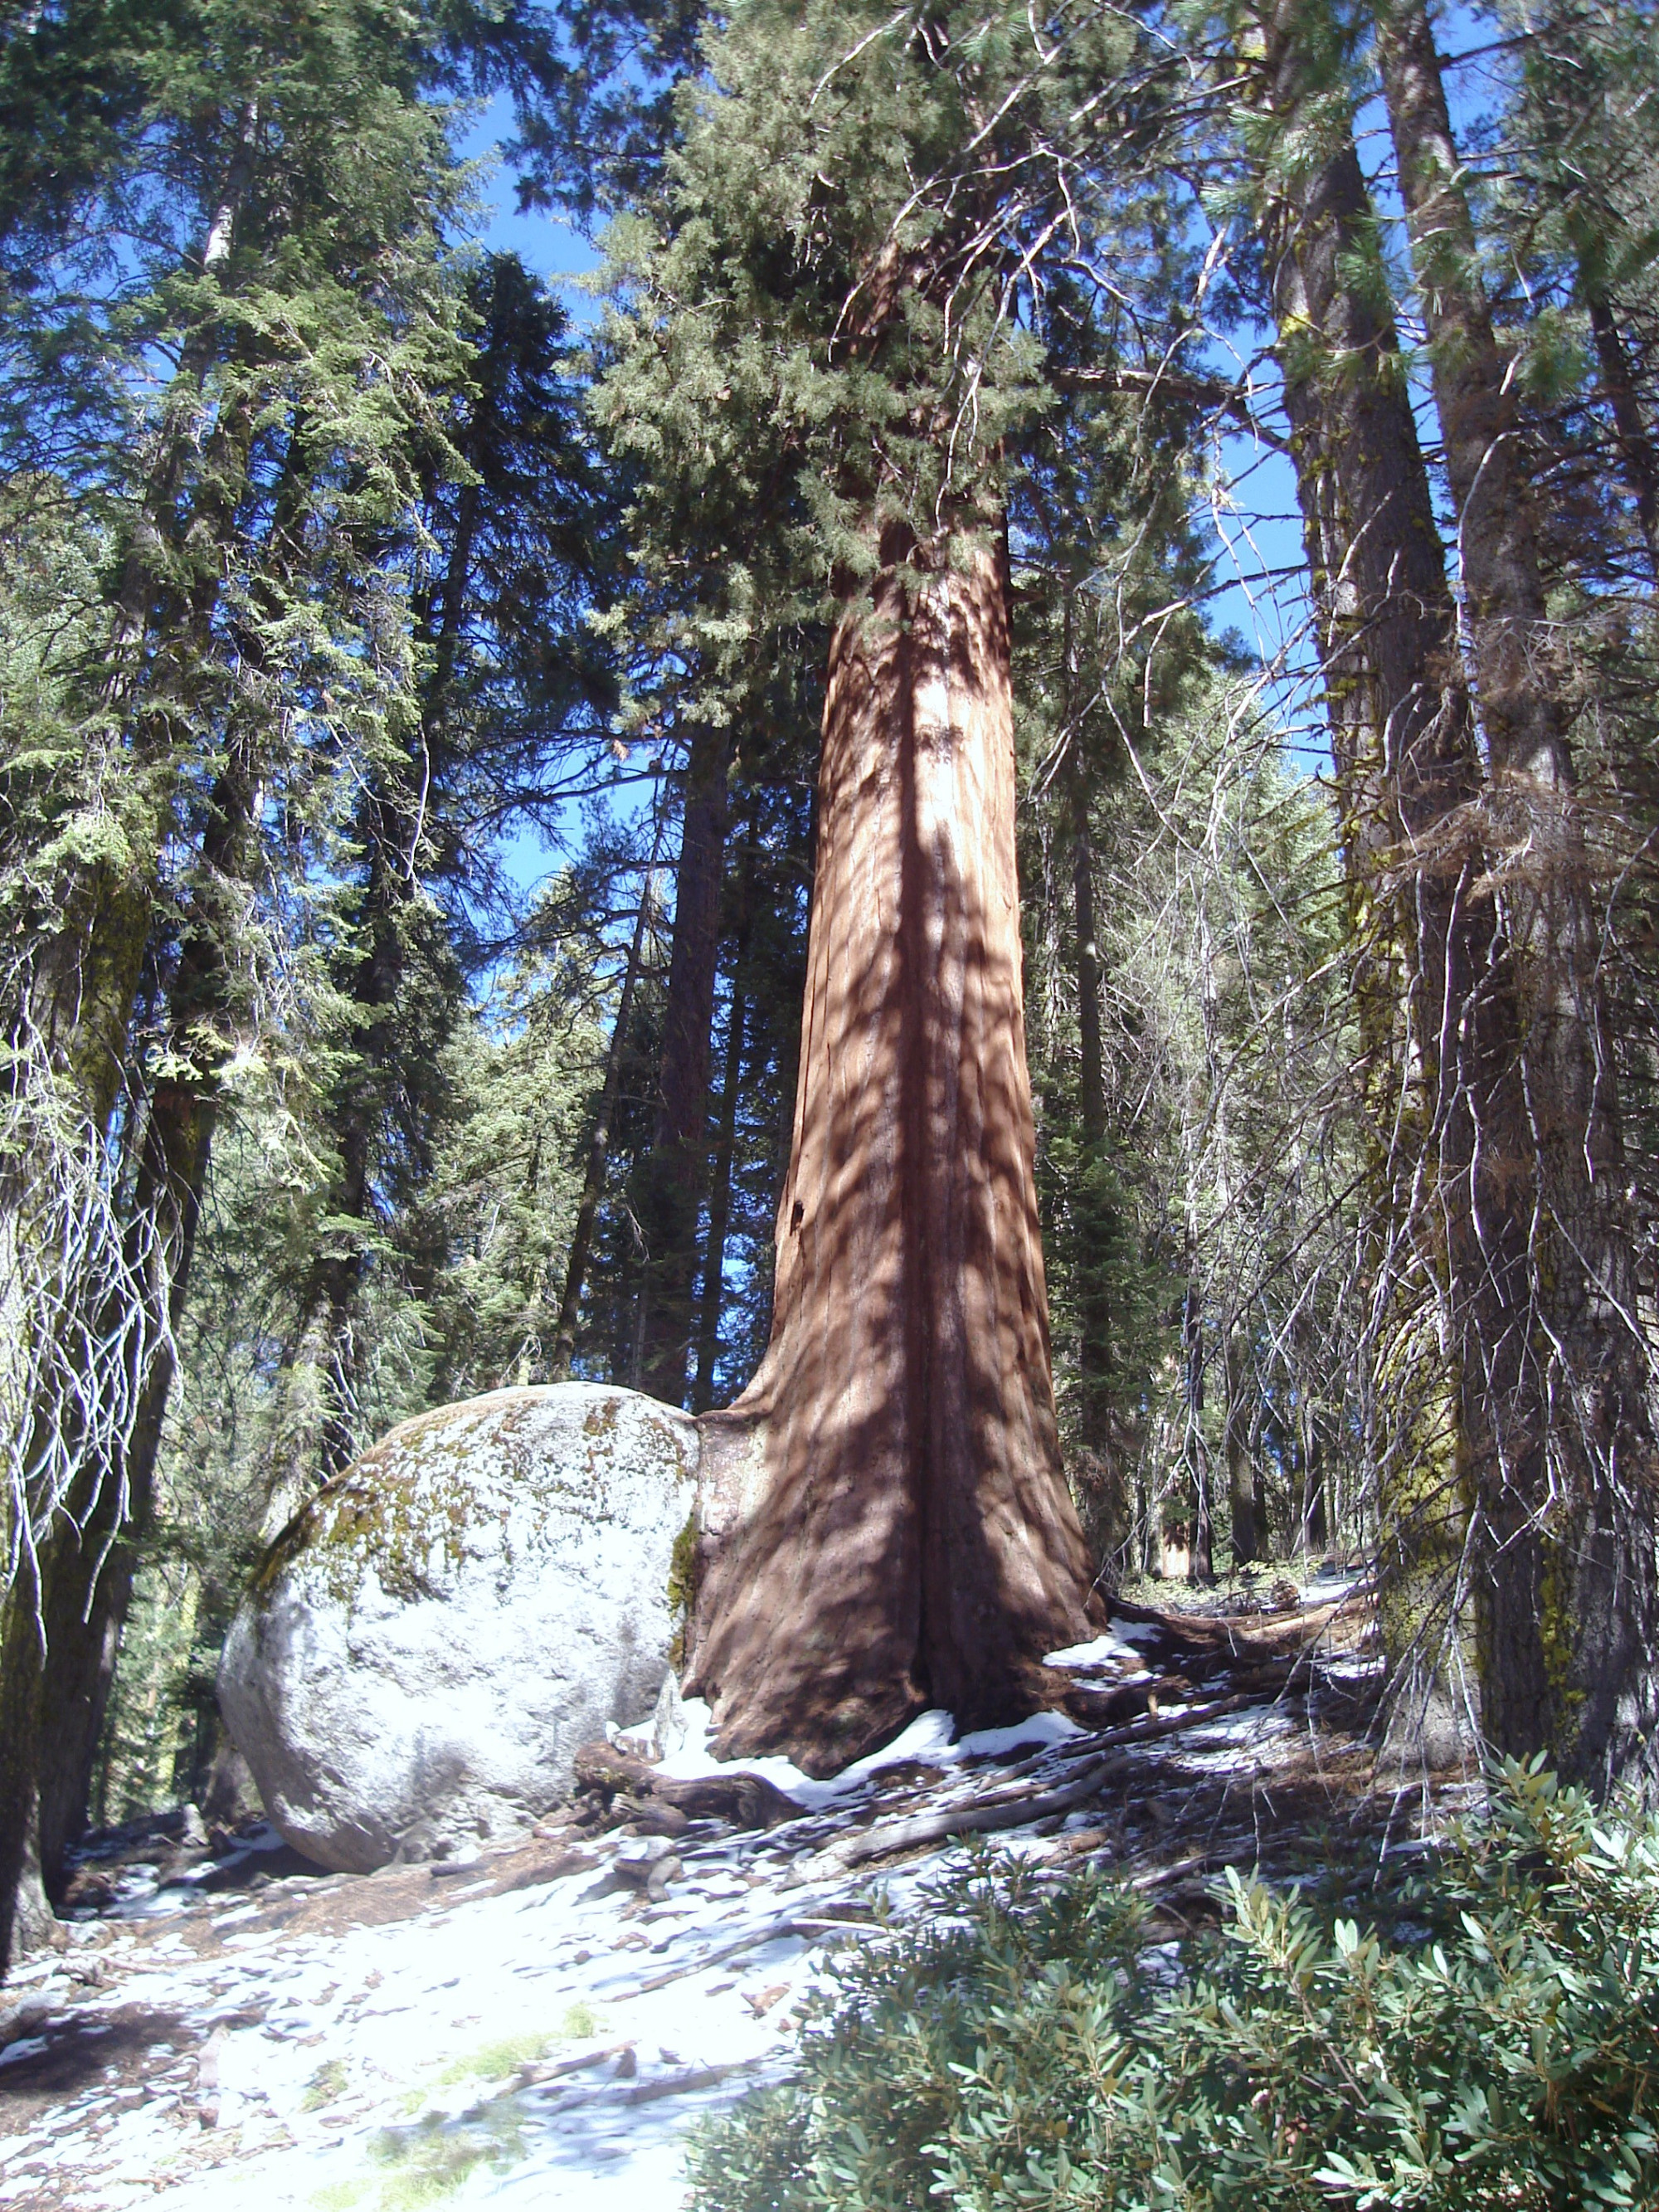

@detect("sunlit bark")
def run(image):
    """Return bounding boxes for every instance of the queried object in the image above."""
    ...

[687,521,1101,1776]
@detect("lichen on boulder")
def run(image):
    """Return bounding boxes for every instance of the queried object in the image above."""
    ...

[217,1384,699,1873]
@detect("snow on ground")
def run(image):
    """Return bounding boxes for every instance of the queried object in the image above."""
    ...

[0,1619,1379,2212]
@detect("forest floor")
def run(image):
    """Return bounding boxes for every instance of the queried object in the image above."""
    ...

[0,1571,1479,2212]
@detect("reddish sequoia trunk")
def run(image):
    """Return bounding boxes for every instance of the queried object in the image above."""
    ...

[685,523,1101,1776]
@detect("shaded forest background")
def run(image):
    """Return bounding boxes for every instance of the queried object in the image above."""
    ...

[2,0,1657,1834]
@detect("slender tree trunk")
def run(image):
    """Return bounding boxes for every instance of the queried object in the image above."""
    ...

[1066,746,1126,1565]
[0,1588,54,1967]
[0,355,260,1961]
[1224,1322,1257,1568]
[252,781,407,1518]
[1180,1264,1212,1583]
[306,792,424,1483]
[2,764,244,1963]
[31,728,255,1894]
[1073,811,1106,1158]
[1070,743,1123,1486]
[32,1081,215,1893]
[637,726,731,1406]
[1377,0,1659,1791]
[687,520,1102,1776]
[1300,1391,1329,1554]
[1587,295,1659,572]
[1250,1402,1269,1557]
[693,816,757,1414]
[551,861,658,1381]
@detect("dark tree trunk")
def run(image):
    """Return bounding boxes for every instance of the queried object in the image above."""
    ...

[1377,0,1659,1792]
[0,126,271,1967]
[1068,756,1126,1564]
[551,862,658,1381]
[1300,1394,1328,1554]
[637,724,732,1406]
[1588,295,1659,572]
[0,1592,54,1969]
[1250,0,1507,1750]
[303,787,422,1484]
[687,522,1102,1776]
[33,1081,214,1893]
[1180,1269,1211,1584]
[1224,1323,1257,1569]
[31,730,255,1897]
[693,816,757,1415]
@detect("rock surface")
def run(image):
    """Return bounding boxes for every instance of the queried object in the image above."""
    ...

[217,1384,698,1873]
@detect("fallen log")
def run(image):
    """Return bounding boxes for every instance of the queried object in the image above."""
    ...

[1107,1595,1350,1664]
[795,1752,1132,1878]
[573,1740,803,1831]
[497,1849,598,1895]
[1047,1693,1253,1760]
[791,1693,1267,1878]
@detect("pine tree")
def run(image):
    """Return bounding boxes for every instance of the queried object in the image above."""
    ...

[0,0,483,1964]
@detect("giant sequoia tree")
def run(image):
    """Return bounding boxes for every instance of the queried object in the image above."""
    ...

[596,0,1202,1771]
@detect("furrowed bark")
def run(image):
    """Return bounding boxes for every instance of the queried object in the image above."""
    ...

[687,521,1101,1776]
[1249,0,1507,1755]
[1376,0,1659,1791]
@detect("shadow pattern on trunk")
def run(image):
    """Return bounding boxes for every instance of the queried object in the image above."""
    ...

[687,523,1101,1777]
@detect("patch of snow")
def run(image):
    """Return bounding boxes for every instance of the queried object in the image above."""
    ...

[956,1711,1082,1757]
[1043,1633,1141,1669]
[657,1700,967,1811]
[839,1708,959,1777]
[654,1698,831,1805]
[1301,1574,1361,1605]
[1108,1617,1164,1646]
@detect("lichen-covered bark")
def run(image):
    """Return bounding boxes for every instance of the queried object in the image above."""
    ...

[1377,0,1659,1791]
[686,523,1101,1776]
[1249,0,1506,1754]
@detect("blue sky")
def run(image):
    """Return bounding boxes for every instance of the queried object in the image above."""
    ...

[457,95,603,307]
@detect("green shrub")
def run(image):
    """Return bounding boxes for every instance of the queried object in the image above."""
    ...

[688,1761,1659,2210]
